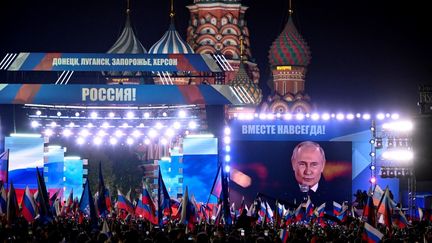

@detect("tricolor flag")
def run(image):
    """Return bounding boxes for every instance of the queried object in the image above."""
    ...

[180,186,197,231]
[363,222,384,243]
[117,189,134,215]
[314,202,326,218]
[210,166,222,199]
[279,228,289,243]
[21,185,37,222]
[0,150,9,183]
[418,207,424,221]
[333,201,342,216]
[392,208,409,229]
[136,183,157,225]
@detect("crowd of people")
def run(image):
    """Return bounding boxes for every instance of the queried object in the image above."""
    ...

[1,203,432,242]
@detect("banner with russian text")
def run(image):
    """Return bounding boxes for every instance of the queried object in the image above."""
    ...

[5,53,221,72]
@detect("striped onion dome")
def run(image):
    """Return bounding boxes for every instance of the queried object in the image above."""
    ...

[149,22,194,54]
[107,11,147,54]
[268,16,311,67]
[230,61,262,104]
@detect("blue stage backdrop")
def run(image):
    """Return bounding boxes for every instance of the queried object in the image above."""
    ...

[229,119,399,207]
[64,157,84,201]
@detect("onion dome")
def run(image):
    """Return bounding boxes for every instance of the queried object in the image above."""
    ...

[230,62,262,104]
[149,22,194,54]
[268,16,311,67]
[107,10,147,54]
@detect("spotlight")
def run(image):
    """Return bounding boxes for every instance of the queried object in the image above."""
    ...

[114,130,124,138]
[376,113,385,120]
[160,138,168,145]
[173,122,181,129]
[223,136,231,144]
[121,123,129,128]
[76,137,85,145]
[370,177,376,184]
[90,112,98,118]
[126,137,134,145]
[57,111,62,117]
[391,113,400,120]
[284,113,292,120]
[225,145,231,152]
[346,113,355,120]
[144,138,151,145]
[362,113,371,120]
[44,129,54,137]
[101,122,110,128]
[225,155,231,162]
[126,111,135,119]
[31,121,40,128]
[370,165,376,170]
[295,113,305,120]
[80,129,90,137]
[143,112,150,118]
[109,137,118,145]
[375,138,383,148]
[311,113,320,120]
[162,112,167,117]
[259,113,266,120]
[267,113,275,120]
[224,165,231,173]
[50,121,57,127]
[108,112,115,118]
[75,112,80,117]
[165,128,175,137]
[224,127,231,135]
[148,129,158,138]
[86,123,94,128]
[67,122,75,127]
[188,121,197,129]
[336,113,345,120]
[132,130,141,138]
[155,122,164,130]
[62,129,72,137]
[369,139,375,144]
[36,110,42,116]
[370,152,376,157]
[178,110,186,118]
[381,168,388,178]
[322,113,330,120]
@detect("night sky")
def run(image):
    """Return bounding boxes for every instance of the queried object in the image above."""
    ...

[0,0,431,114]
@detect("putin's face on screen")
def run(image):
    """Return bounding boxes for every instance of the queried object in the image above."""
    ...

[291,141,326,188]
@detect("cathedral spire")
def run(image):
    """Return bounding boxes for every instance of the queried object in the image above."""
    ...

[170,0,175,24]
[288,0,293,15]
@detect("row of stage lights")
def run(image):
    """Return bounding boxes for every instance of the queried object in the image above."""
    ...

[30,109,190,120]
[233,112,401,121]
[30,120,199,146]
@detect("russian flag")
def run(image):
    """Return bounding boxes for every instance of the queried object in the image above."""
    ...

[304,196,314,217]
[279,228,289,243]
[0,150,9,183]
[135,184,157,225]
[21,186,37,222]
[333,201,342,216]
[117,189,134,214]
[210,166,222,198]
[363,222,384,243]
[314,202,326,218]
[393,209,409,229]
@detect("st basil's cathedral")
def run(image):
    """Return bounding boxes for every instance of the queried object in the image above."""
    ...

[105,0,314,113]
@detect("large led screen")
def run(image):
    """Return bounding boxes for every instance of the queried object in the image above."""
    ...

[5,136,44,189]
[229,140,352,207]
[183,137,218,203]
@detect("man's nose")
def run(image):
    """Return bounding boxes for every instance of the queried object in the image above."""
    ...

[304,166,312,175]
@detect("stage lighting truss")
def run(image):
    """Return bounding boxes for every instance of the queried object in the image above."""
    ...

[24,104,207,146]
[380,167,413,178]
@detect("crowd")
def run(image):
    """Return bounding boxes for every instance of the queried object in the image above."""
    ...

[1,208,432,243]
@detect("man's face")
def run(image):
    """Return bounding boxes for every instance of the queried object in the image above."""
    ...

[292,146,325,187]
